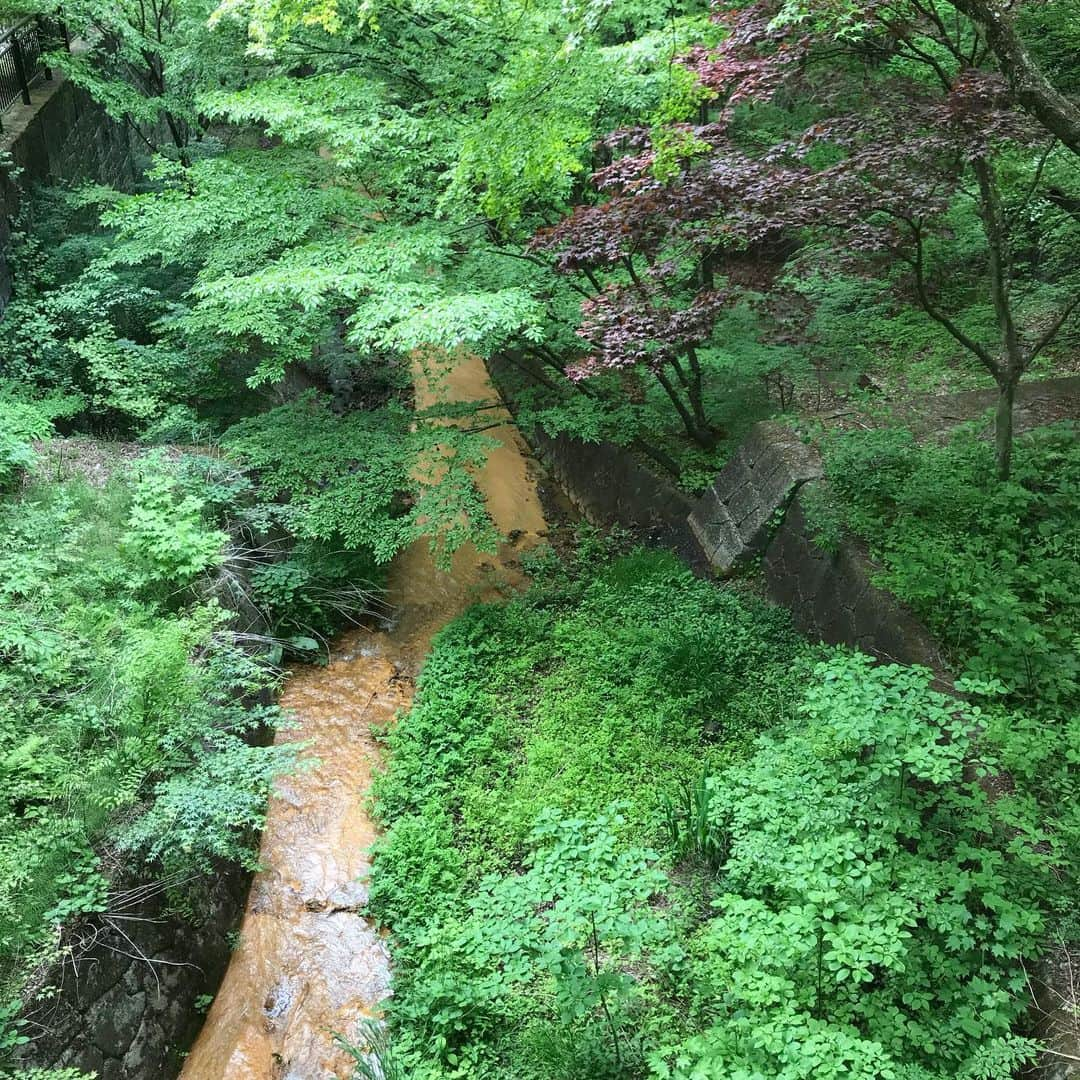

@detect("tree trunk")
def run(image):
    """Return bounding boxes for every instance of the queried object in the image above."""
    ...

[972,157,1026,483]
[655,367,716,450]
[995,376,1017,480]
[684,346,719,442]
[633,437,682,478]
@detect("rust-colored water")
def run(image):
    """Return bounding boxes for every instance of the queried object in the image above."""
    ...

[180,353,548,1080]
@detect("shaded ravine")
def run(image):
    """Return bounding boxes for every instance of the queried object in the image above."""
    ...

[180,353,549,1080]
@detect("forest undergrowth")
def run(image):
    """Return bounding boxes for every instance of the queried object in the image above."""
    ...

[364,539,1078,1080]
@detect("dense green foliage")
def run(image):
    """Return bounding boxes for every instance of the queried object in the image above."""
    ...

[0,385,81,489]
[4,0,1076,490]
[220,393,498,565]
[369,548,815,1075]
[366,549,1069,1078]
[0,184,499,565]
[374,546,811,876]
[0,0,1076,1071]
[0,429,294,1020]
[818,422,1079,717]
[662,656,1050,1079]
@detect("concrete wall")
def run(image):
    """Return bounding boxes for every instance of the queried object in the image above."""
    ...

[486,353,707,571]
[0,73,144,309]
[762,491,948,674]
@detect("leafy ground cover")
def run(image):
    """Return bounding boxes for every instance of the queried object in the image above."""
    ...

[366,544,1070,1079]
[809,422,1080,985]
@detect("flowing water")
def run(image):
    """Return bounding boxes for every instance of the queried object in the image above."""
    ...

[180,353,549,1080]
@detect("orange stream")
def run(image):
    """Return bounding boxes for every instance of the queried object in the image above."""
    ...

[180,353,548,1080]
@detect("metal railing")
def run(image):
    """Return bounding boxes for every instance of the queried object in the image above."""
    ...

[0,17,69,120]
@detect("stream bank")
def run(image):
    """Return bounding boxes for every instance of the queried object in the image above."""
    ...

[179,352,550,1079]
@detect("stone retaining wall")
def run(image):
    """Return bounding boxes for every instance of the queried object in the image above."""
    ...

[688,375,1079,672]
[762,491,948,674]
[687,420,823,574]
[688,420,949,674]
[0,73,144,310]
[489,353,949,670]
[16,873,248,1079]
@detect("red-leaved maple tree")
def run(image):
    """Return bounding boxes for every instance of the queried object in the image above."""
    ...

[531,0,1080,476]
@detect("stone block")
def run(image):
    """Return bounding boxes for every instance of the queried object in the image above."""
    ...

[764,511,817,609]
[794,544,833,608]
[737,422,773,468]
[756,467,795,518]
[749,441,791,490]
[689,488,742,570]
[726,477,760,528]
[742,420,800,468]
[91,985,146,1059]
[851,583,887,646]
[719,454,753,502]
[737,502,771,546]
[74,952,130,1004]
[686,423,827,573]
[780,491,811,537]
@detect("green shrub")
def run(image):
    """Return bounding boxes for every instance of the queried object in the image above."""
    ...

[652,655,1052,1079]
[0,471,290,1033]
[221,392,498,566]
[370,549,1063,1080]
[369,547,813,1077]
[397,808,678,1073]
[0,186,205,437]
[373,549,811,870]
[247,539,382,649]
[661,770,727,873]
[0,386,81,490]
[122,459,228,588]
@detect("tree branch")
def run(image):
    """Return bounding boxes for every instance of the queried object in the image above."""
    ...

[951,0,1080,156]
[582,267,604,294]
[1028,291,1080,361]
[486,247,595,300]
[883,15,955,91]
[1008,139,1057,224]
[909,220,997,372]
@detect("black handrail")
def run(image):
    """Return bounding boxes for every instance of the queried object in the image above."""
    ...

[0,17,69,125]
